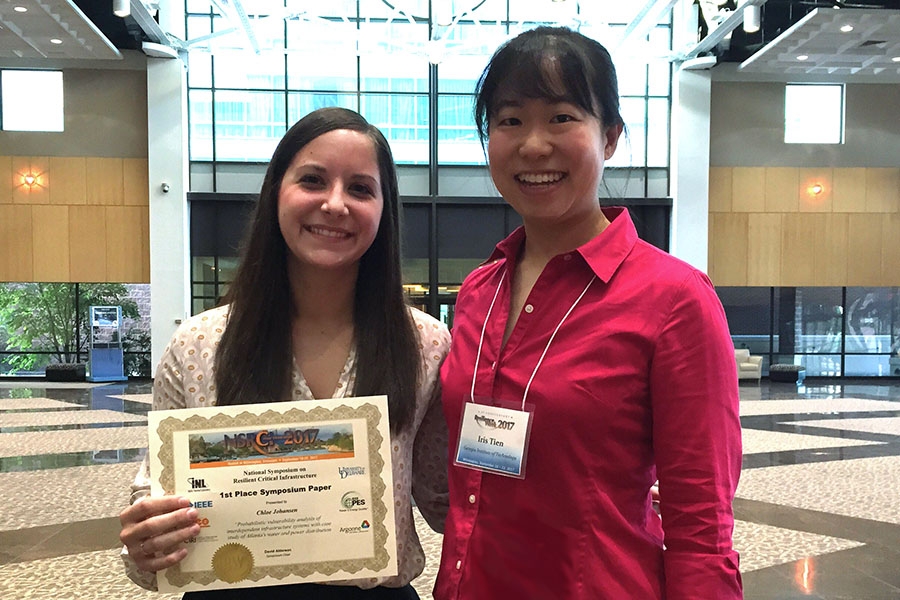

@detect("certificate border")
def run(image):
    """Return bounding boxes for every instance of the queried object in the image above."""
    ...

[151,399,393,589]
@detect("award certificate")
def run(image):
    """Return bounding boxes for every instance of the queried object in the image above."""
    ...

[147,395,396,593]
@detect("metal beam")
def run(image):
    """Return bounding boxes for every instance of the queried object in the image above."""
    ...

[618,0,681,49]
[128,0,169,45]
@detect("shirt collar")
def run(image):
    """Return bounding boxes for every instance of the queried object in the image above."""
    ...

[486,206,638,284]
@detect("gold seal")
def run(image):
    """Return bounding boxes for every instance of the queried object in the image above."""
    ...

[211,543,254,583]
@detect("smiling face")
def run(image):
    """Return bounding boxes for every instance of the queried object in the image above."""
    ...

[277,128,384,277]
[487,96,620,228]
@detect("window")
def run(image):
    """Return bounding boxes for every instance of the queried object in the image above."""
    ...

[1,70,64,132]
[784,83,844,144]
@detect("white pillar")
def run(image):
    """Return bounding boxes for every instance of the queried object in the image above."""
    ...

[670,67,712,272]
[147,57,190,372]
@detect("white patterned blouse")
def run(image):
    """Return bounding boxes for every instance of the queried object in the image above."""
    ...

[122,304,451,591]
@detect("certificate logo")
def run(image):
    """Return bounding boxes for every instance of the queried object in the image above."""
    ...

[187,477,209,492]
[340,491,367,511]
[338,466,365,479]
[187,424,355,468]
[338,520,371,534]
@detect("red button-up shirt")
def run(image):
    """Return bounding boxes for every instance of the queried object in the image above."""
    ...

[436,207,742,599]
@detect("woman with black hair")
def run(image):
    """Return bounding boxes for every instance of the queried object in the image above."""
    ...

[436,27,742,599]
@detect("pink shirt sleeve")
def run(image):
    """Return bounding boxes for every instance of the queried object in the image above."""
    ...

[649,270,743,598]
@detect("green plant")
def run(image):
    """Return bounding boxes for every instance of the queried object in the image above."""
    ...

[123,327,151,377]
[0,283,140,373]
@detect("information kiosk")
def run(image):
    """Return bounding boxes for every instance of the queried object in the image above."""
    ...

[88,305,127,382]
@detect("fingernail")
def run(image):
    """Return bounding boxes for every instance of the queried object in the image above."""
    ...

[186,508,198,519]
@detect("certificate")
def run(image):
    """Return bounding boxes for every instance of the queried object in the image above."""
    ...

[147,395,397,593]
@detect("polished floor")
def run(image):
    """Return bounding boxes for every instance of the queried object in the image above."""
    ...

[0,378,898,599]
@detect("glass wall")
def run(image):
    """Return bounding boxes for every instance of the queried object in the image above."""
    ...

[719,287,900,378]
[185,1,673,192]
[188,194,671,328]
[183,3,675,321]
[0,283,151,377]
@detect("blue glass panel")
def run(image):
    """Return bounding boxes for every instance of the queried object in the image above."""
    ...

[189,89,214,161]
[213,90,286,161]
[438,94,483,165]
[287,93,358,124]
[360,93,428,164]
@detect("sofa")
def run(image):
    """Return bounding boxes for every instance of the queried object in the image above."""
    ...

[734,349,762,382]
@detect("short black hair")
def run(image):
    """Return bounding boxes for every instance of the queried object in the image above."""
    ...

[474,26,624,145]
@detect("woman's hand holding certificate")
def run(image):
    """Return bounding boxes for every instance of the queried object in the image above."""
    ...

[140,396,397,593]
[120,496,201,574]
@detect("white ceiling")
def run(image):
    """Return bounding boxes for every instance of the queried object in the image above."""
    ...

[739,8,900,78]
[0,0,121,60]
[1,1,899,83]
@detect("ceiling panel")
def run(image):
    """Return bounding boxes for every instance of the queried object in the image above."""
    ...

[0,0,121,60]
[739,8,900,78]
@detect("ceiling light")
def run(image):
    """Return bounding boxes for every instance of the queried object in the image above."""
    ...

[797,54,809,61]
[13,6,27,12]
[840,24,853,33]
[892,56,900,62]
[50,38,62,45]
[113,0,130,18]
[743,5,761,33]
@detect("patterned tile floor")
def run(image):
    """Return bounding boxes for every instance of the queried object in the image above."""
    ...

[1,378,898,599]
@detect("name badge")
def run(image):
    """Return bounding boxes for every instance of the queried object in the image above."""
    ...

[454,401,533,479]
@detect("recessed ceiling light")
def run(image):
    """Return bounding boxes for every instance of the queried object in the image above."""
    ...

[13,6,27,12]
[50,38,63,45]
[840,24,853,32]
[797,54,809,61]
[892,56,900,62]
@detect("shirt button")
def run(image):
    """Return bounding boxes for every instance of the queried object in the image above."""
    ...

[468,494,476,504]
[524,304,534,313]
[491,361,497,371]
[456,560,462,570]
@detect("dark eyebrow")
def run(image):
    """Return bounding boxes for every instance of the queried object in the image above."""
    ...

[293,161,379,187]
[352,174,379,188]
[492,99,522,113]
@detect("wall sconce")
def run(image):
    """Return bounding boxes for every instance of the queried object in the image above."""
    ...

[809,183,824,195]
[20,172,43,189]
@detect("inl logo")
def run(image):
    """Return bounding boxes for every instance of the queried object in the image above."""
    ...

[188,477,207,490]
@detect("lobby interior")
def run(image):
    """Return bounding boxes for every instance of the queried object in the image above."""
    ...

[1,377,898,599]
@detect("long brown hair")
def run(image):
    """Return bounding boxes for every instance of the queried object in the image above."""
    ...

[214,107,420,433]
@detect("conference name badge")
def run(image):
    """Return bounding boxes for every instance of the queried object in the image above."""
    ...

[455,401,532,479]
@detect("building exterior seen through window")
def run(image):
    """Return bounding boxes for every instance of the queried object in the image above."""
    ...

[719,286,900,377]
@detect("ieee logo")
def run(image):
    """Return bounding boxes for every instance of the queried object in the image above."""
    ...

[187,477,209,492]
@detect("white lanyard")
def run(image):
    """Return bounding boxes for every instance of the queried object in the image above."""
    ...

[469,266,597,410]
